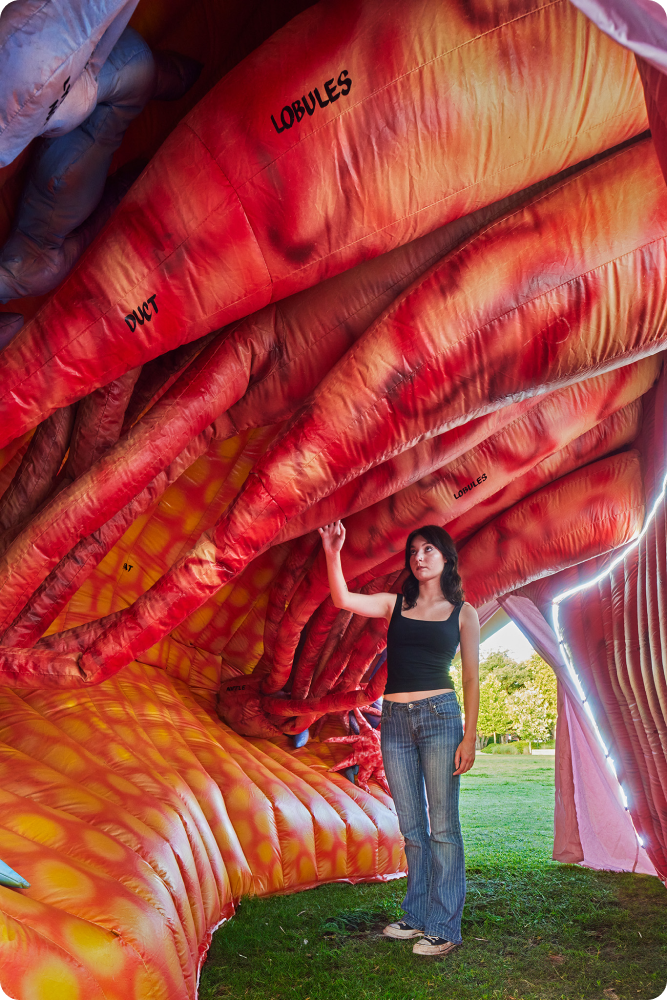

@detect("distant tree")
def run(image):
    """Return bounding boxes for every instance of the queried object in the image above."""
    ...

[455,647,558,743]
[477,674,511,744]
[479,649,513,682]
[524,653,558,734]
[507,684,551,744]
[450,663,464,707]
[479,649,532,692]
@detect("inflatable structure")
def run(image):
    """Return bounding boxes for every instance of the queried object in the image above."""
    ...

[0,0,665,996]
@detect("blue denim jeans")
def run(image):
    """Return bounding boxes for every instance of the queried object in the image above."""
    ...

[381,691,465,942]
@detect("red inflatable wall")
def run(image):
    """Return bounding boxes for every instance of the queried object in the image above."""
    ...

[549,372,667,881]
[0,0,647,443]
[0,0,665,995]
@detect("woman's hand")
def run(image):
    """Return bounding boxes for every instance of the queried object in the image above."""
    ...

[453,737,476,775]
[318,521,394,619]
[318,520,346,556]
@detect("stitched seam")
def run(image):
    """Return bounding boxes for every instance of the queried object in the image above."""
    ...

[421,401,549,491]
[499,453,639,514]
[237,0,564,185]
[248,134,646,395]
[1,10,96,136]
[3,129,274,401]
[87,386,114,464]
[247,232,471,393]
[532,501,646,548]
[3,78,642,402]
[416,372,616,498]
[186,124,273,291]
[247,102,647,285]
[258,238,667,507]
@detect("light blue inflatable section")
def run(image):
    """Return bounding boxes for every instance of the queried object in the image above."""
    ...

[0,21,200,307]
[0,858,30,889]
[0,26,155,302]
[0,0,140,167]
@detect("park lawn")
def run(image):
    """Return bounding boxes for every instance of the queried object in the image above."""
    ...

[199,754,666,1000]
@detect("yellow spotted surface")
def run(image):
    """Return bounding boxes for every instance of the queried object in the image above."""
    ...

[0,426,406,998]
[45,428,291,705]
[0,662,403,1000]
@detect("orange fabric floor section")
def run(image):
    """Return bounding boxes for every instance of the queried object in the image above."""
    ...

[0,661,403,1000]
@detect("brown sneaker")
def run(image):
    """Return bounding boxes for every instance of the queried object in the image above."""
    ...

[383,920,423,940]
[412,934,461,956]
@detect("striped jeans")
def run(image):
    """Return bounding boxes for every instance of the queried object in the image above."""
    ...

[381,691,465,942]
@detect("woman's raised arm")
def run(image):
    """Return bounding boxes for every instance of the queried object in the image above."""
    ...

[319,521,396,621]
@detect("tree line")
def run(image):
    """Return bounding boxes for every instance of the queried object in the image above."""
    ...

[452,649,557,748]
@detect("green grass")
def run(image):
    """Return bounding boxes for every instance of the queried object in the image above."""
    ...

[481,740,555,754]
[199,755,666,1000]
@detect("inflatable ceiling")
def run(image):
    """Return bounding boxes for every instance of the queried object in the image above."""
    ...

[0,0,666,996]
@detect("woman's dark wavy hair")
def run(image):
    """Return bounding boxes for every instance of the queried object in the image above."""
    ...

[402,525,465,609]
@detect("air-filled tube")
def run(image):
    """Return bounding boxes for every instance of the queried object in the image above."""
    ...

[1,138,666,687]
[0,0,647,442]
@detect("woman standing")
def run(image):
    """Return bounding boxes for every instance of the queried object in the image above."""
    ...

[319,521,480,957]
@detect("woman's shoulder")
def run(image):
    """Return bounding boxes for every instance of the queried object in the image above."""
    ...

[459,601,479,622]
[384,592,403,619]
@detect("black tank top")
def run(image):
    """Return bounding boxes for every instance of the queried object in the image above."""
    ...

[385,594,462,695]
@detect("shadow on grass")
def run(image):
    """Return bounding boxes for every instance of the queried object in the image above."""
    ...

[200,755,666,1000]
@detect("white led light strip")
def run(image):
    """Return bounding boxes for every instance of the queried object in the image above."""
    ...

[551,465,667,848]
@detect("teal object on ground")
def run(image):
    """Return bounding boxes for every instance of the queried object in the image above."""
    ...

[0,858,30,888]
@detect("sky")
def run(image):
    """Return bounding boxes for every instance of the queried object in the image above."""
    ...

[479,620,536,662]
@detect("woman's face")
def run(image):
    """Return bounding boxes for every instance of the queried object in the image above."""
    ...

[409,535,446,584]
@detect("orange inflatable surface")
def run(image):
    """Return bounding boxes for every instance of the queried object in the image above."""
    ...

[0,662,402,999]
[0,0,666,995]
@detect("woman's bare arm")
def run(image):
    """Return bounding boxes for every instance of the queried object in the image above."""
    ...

[319,521,396,621]
[453,602,480,775]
